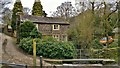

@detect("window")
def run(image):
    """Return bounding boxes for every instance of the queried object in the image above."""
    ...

[53,24,60,30]
[53,35,59,41]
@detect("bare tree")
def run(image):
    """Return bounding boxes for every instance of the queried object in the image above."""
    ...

[51,2,77,19]
[23,7,31,15]
[2,8,12,24]
[75,0,117,13]
[69,0,118,48]
[0,0,12,24]
[0,0,12,13]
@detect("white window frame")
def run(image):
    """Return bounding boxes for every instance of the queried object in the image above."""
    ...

[34,23,39,31]
[35,24,38,30]
[53,35,59,41]
[52,24,60,30]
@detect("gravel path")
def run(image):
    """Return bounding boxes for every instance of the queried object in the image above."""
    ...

[0,33,51,66]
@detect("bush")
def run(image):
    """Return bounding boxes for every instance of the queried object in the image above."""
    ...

[19,21,41,39]
[108,40,118,48]
[19,37,77,59]
[92,48,118,62]
[91,38,103,49]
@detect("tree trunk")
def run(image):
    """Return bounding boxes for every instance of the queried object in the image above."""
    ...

[91,2,94,14]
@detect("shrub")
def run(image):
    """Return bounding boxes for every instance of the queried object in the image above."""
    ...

[91,38,103,49]
[92,48,118,62]
[19,37,33,54]
[19,21,41,39]
[30,28,42,38]
[108,40,118,48]
[19,21,35,39]
[19,37,77,59]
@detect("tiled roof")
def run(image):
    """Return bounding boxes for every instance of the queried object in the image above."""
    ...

[20,15,69,25]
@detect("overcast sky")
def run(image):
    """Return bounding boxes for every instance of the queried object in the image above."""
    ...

[8,0,119,16]
[10,0,76,16]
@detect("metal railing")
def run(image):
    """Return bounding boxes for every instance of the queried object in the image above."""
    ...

[0,61,27,68]
[76,48,118,60]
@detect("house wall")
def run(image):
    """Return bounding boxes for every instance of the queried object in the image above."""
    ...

[38,24,52,35]
[38,23,69,41]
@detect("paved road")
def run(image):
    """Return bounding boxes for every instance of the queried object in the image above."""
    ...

[0,33,41,66]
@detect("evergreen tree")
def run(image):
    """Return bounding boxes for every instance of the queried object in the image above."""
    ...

[32,0,43,16]
[11,0,23,31]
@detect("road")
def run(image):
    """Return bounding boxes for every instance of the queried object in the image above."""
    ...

[0,33,42,66]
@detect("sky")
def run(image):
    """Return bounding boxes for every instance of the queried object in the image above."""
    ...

[10,0,76,16]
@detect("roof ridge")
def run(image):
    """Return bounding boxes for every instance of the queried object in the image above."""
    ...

[20,15,69,24]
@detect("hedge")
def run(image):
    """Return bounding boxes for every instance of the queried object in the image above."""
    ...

[19,37,77,59]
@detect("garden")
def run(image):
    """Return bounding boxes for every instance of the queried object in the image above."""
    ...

[19,20,77,59]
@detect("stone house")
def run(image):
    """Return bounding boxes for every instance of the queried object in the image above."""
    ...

[20,15,69,41]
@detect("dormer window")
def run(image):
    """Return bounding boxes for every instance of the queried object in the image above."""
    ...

[53,24,60,30]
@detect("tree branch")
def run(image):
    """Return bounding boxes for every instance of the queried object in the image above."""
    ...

[106,9,117,20]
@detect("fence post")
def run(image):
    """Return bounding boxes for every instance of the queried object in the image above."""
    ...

[40,56,42,68]
[25,64,27,68]
[33,39,36,67]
